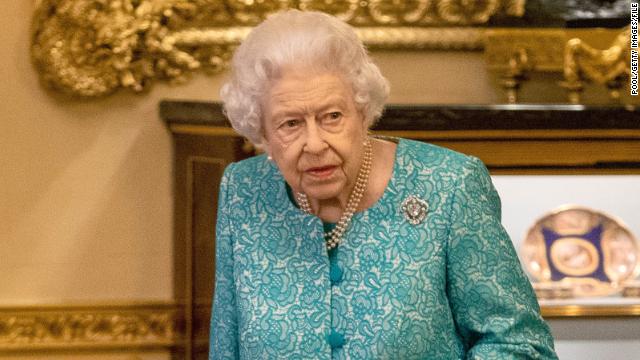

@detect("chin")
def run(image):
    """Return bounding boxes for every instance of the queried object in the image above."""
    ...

[302,182,345,201]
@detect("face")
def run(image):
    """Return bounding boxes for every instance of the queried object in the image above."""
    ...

[262,69,367,203]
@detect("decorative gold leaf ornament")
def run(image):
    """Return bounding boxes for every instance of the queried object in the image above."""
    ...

[561,25,631,103]
[485,25,632,104]
[30,0,524,98]
[31,0,238,97]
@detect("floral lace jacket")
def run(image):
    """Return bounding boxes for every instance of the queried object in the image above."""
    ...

[210,139,558,359]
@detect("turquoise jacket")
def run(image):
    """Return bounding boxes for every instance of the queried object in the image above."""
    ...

[210,139,557,359]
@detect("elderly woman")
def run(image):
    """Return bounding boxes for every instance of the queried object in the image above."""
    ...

[210,10,557,360]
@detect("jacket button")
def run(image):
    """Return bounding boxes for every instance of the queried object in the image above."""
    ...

[329,263,343,284]
[326,330,345,349]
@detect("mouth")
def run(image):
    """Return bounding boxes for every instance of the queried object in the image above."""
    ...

[305,165,337,179]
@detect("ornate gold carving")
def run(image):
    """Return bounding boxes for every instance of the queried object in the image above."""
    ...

[299,0,524,26]
[356,27,483,50]
[499,48,531,103]
[561,26,631,104]
[31,0,523,98]
[485,29,568,72]
[485,28,631,104]
[485,29,567,103]
[31,0,241,97]
[0,302,183,352]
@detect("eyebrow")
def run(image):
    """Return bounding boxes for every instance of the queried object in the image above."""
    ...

[268,108,302,123]
[317,97,348,113]
[269,96,348,120]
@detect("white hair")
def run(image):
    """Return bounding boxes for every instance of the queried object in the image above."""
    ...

[220,10,390,149]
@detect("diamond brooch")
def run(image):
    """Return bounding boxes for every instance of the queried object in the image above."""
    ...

[401,195,429,225]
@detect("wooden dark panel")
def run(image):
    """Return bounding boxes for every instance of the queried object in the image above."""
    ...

[170,131,251,359]
[190,158,224,358]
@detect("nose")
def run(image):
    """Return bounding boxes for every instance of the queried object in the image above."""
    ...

[303,120,328,154]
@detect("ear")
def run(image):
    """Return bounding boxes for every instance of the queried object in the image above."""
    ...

[265,147,273,161]
[359,107,370,133]
[259,136,272,158]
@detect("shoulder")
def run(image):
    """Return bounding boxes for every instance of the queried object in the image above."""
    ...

[220,154,283,207]
[223,154,279,182]
[397,140,501,216]
[397,138,483,175]
[393,139,496,210]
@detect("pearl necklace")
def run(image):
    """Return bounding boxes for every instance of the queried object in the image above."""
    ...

[295,138,373,250]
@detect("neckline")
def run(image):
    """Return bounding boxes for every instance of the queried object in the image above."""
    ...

[282,137,403,220]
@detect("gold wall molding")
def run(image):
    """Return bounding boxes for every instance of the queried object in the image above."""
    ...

[356,27,483,50]
[541,304,640,318]
[0,302,183,352]
[31,0,523,98]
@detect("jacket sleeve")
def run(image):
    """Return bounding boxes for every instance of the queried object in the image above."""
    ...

[209,163,239,359]
[446,157,558,359]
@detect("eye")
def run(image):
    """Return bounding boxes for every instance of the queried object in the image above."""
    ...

[281,119,301,128]
[327,111,342,121]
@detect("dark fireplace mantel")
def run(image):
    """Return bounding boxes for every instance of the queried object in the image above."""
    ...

[162,101,640,131]
[162,101,640,173]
